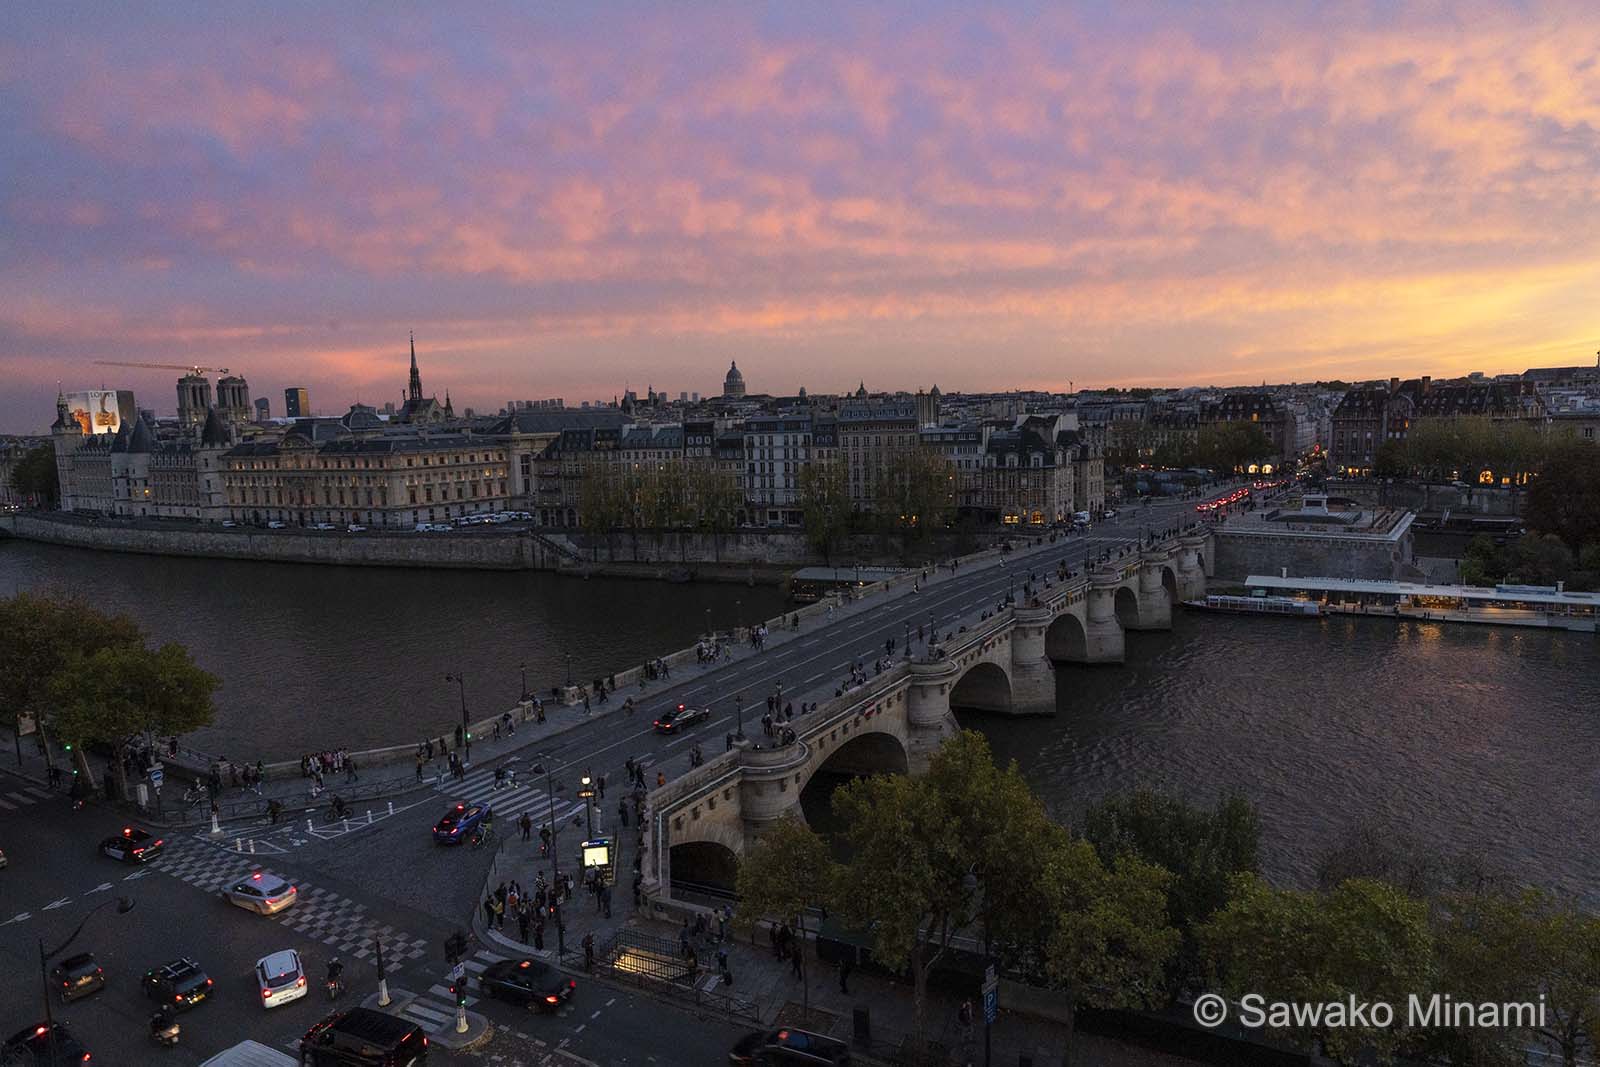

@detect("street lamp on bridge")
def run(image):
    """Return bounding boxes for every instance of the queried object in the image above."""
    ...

[443,673,470,761]
[530,757,568,956]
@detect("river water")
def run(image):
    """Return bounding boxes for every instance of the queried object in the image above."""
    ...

[4,538,1595,898]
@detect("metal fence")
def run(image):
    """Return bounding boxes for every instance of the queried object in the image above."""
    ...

[568,929,763,1023]
[145,771,421,828]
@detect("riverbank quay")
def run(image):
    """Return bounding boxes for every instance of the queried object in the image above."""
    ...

[469,830,1234,1067]
[1,509,995,584]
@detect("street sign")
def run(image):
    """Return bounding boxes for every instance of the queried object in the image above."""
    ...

[983,985,999,1025]
[148,767,164,788]
[450,962,465,981]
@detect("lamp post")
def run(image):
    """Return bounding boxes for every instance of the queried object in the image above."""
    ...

[40,897,136,1066]
[579,771,595,837]
[565,653,573,688]
[531,758,567,956]
[704,608,711,638]
[734,693,745,740]
[519,661,527,702]
[443,673,470,761]
[960,869,995,1067]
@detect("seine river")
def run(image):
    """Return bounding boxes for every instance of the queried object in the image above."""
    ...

[5,539,1595,897]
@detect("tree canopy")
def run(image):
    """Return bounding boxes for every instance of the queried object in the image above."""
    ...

[8,444,59,505]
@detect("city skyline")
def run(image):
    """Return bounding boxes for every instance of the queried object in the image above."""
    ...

[5,4,1600,432]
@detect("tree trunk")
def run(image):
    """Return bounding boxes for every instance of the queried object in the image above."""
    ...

[796,912,809,1017]
[110,741,130,801]
[1062,994,1079,1067]
[73,745,97,792]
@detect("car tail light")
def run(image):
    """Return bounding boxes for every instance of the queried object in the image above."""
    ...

[568,980,576,989]
[296,976,306,987]
[262,987,272,998]
[174,995,182,1002]
[62,980,71,987]
[546,994,560,1004]
[132,847,144,855]
[154,839,163,847]
[205,978,213,986]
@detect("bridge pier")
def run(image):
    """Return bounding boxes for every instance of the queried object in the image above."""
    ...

[1129,551,1174,630]
[906,658,963,770]
[1006,606,1057,712]
[1175,533,1210,602]
[1084,573,1128,663]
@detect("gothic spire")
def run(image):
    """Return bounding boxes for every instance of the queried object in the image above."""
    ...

[407,331,423,403]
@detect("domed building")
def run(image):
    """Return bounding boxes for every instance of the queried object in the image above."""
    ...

[723,361,747,398]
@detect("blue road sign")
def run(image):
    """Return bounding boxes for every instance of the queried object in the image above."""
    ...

[983,985,998,1025]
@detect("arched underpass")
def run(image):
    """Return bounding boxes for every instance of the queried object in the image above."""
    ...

[1161,565,1179,604]
[1045,611,1087,662]
[949,661,1012,714]
[798,731,910,844]
[668,840,740,899]
[1113,584,1140,629]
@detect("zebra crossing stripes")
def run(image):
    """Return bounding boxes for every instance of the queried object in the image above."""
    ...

[395,949,502,1033]
[434,769,588,828]
[0,784,54,811]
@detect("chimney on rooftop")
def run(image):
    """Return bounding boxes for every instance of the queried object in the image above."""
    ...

[1389,377,1400,394]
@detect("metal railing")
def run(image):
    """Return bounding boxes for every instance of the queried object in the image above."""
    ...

[572,929,762,1023]
[148,771,421,827]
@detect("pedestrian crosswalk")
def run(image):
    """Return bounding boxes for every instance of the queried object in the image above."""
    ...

[396,949,502,1033]
[0,783,53,811]
[433,768,589,832]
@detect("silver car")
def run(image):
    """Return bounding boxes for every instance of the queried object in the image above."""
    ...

[255,948,307,1009]
[226,870,298,915]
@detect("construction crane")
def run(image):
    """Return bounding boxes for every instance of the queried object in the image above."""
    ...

[93,360,230,376]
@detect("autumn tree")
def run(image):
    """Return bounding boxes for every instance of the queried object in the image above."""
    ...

[1200,876,1435,1065]
[48,640,218,799]
[9,444,59,506]
[797,459,851,564]
[735,815,837,1015]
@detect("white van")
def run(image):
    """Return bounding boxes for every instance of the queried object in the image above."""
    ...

[199,1040,297,1067]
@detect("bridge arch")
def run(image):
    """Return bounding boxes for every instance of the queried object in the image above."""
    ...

[799,728,910,826]
[1113,584,1140,629]
[949,661,1012,714]
[668,839,740,898]
[1045,612,1087,662]
[1161,565,1179,603]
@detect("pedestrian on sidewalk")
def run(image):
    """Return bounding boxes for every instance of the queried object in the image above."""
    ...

[493,719,501,741]
[415,755,424,782]
[618,800,629,828]
[582,932,595,972]
[519,812,533,841]
[533,915,545,951]
[791,938,804,979]
[517,903,531,944]
[716,906,729,943]
[597,774,605,799]
[679,921,691,959]
[717,946,732,986]
[491,896,505,930]
[600,883,612,919]
[483,895,496,927]
[958,999,974,1043]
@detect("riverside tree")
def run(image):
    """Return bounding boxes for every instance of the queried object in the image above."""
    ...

[47,640,218,799]
[8,443,59,506]
[734,815,837,1015]
[0,592,145,778]
[797,459,851,564]
[1199,875,1435,1065]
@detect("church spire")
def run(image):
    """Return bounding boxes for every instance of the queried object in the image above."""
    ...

[407,331,423,403]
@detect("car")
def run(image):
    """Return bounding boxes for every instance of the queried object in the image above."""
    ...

[431,802,487,845]
[729,1027,851,1065]
[221,520,238,527]
[267,521,287,529]
[255,948,308,1009]
[300,1007,428,1066]
[477,958,575,1011]
[226,870,298,914]
[654,703,712,734]
[431,523,454,532]
[50,952,105,1003]
[347,524,366,532]
[142,957,213,1010]
[311,522,337,530]
[2,1023,91,1065]
[99,824,164,863]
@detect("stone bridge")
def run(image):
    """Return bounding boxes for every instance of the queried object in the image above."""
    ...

[643,529,1212,904]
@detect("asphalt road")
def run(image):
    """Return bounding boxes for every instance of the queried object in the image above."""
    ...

[0,492,1229,1066]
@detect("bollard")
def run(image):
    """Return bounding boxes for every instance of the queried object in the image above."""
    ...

[248,838,256,854]
[387,800,394,816]
[235,838,242,851]
[307,818,314,832]
[210,810,221,835]
[342,818,350,833]
[366,809,373,824]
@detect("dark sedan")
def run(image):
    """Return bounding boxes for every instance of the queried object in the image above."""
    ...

[50,953,105,1003]
[477,959,575,1012]
[729,1028,851,1066]
[3,1023,91,1065]
[99,825,164,863]
[653,704,711,735]
[431,803,486,845]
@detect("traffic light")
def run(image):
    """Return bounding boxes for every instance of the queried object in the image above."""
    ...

[453,981,467,1007]
[444,931,466,964]
[63,742,73,753]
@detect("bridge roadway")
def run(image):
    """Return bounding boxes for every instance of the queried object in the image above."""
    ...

[438,493,1220,907]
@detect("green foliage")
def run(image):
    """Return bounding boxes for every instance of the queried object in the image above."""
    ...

[0,592,145,731]
[1083,789,1260,992]
[48,641,218,747]
[1401,417,1550,483]
[735,815,836,929]
[1200,876,1435,1066]
[870,448,956,541]
[1195,421,1275,472]
[797,459,851,563]
[1042,839,1178,1021]
[1525,443,1600,552]
[9,444,59,505]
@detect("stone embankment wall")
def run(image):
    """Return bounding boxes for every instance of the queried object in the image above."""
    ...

[1326,479,1525,517]
[0,513,554,570]
[1212,526,1415,581]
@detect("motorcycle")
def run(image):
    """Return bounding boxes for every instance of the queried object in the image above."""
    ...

[149,1011,180,1047]
[325,976,344,1000]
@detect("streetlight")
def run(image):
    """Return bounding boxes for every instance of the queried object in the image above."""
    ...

[704,608,711,638]
[443,673,470,761]
[39,897,136,1065]
[519,661,528,702]
[734,692,745,740]
[579,771,595,837]
[530,757,567,956]
[564,653,573,688]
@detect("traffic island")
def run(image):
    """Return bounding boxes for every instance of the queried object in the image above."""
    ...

[360,987,493,1051]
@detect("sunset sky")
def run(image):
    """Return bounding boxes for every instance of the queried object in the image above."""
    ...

[4,3,1599,432]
